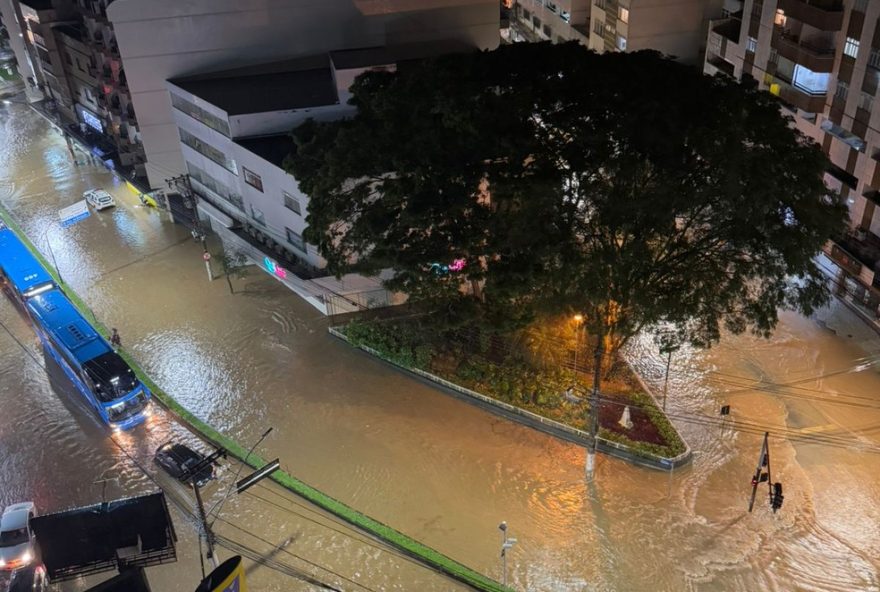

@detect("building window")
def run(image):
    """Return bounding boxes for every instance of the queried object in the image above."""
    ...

[593,19,604,35]
[869,48,880,70]
[283,191,301,215]
[594,0,606,9]
[618,6,629,23]
[170,93,231,137]
[533,16,541,29]
[543,24,552,38]
[859,91,873,112]
[617,35,627,51]
[844,37,860,59]
[774,9,786,26]
[522,8,531,21]
[251,206,265,227]
[835,80,849,100]
[187,161,244,211]
[746,37,757,53]
[751,0,763,17]
[285,227,306,252]
[792,65,830,95]
[243,167,263,192]
[178,128,238,175]
[546,2,557,13]
[560,10,570,22]
[768,48,779,65]
[853,0,868,13]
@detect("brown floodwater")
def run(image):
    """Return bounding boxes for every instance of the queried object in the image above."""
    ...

[1,103,879,592]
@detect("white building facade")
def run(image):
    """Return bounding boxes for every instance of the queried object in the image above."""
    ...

[107,0,499,193]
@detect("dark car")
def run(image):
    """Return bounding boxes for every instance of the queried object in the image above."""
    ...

[8,564,47,592]
[153,442,215,487]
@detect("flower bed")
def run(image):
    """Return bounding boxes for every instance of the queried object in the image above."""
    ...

[343,318,686,459]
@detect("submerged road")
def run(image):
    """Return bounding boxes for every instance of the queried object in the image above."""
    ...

[1,102,879,591]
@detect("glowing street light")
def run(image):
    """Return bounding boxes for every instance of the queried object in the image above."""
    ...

[572,314,584,376]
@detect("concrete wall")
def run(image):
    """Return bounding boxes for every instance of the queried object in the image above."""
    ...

[107,0,499,190]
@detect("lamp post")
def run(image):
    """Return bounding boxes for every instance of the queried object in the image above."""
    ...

[498,521,517,588]
[572,314,583,376]
[42,223,63,285]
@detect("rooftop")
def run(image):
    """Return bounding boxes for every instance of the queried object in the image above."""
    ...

[19,0,53,11]
[236,134,296,169]
[168,40,477,117]
[168,55,339,116]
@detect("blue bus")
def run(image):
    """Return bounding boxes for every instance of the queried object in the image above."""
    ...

[0,221,151,430]
[0,221,56,301]
[26,290,151,430]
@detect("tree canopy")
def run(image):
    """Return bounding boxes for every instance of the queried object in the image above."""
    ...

[287,42,847,353]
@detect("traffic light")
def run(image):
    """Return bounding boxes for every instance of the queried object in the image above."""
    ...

[770,482,784,512]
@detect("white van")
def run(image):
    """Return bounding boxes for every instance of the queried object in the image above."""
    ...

[83,189,116,211]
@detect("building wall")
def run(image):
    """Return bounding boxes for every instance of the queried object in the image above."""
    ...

[0,0,42,100]
[107,0,499,191]
[514,0,721,64]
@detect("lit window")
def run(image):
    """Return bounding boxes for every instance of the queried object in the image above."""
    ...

[844,37,860,59]
[746,37,757,53]
[618,6,629,23]
[283,191,301,215]
[774,9,786,26]
[243,167,263,192]
[792,65,830,95]
[617,35,627,51]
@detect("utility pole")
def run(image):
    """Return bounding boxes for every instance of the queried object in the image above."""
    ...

[166,174,213,280]
[586,335,603,480]
[748,432,772,512]
[192,482,218,569]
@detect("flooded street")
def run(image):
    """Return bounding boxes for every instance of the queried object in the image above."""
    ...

[1,104,879,591]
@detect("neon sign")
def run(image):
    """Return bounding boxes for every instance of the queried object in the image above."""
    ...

[263,256,287,279]
[429,258,466,276]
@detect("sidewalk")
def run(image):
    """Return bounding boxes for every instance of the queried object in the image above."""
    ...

[28,98,152,195]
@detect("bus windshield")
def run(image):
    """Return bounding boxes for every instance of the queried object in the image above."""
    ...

[106,391,148,422]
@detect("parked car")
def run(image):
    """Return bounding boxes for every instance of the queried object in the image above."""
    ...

[154,441,215,487]
[0,502,36,571]
[83,189,116,211]
[7,564,47,592]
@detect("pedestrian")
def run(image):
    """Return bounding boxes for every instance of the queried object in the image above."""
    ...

[110,327,121,349]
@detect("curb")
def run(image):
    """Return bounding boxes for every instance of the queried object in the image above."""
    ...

[329,327,692,471]
[0,205,511,592]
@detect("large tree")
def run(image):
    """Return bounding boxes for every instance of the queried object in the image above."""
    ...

[288,42,847,361]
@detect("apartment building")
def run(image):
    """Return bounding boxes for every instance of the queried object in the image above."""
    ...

[9,0,146,181]
[703,0,880,314]
[165,43,472,313]
[106,0,499,196]
[510,0,723,64]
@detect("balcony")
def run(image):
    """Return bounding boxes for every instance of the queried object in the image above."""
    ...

[707,53,735,77]
[776,0,844,31]
[711,17,741,43]
[772,27,835,72]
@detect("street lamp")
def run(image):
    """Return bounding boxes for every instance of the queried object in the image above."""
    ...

[41,223,64,285]
[498,521,517,588]
[572,314,584,376]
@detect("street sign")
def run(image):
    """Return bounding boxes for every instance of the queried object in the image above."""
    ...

[58,200,90,228]
[203,251,211,261]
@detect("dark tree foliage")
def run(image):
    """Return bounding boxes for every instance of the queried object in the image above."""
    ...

[287,42,847,354]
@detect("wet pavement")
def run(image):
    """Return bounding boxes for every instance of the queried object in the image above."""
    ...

[1,102,879,591]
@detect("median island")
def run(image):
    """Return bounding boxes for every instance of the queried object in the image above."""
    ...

[335,316,688,466]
